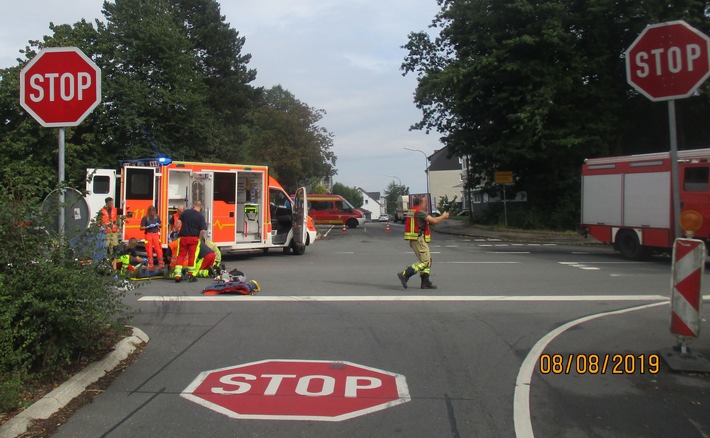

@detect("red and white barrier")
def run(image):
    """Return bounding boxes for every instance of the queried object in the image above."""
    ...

[670,238,705,338]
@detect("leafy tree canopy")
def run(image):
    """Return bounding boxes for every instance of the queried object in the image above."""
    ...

[402,0,710,229]
[0,0,336,196]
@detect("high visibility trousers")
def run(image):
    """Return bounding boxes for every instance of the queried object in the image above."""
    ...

[409,235,432,275]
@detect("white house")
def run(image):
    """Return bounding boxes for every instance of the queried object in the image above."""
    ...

[357,188,386,221]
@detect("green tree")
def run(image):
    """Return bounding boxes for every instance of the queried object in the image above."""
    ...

[245,85,336,192]
[402,0,710,229]
[332,182,364,209]
[383,181,408,214]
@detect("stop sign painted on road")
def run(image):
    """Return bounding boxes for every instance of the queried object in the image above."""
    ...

[625,20,710,101]
[20,47,101,127]
[181,359,411,421]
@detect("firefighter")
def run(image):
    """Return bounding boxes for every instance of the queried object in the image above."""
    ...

[397,197,449,289]
[100,197,119,255]
[192,239,222,277]
[140,205,164,269]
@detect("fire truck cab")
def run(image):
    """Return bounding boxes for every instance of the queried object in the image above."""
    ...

[86,160,313,255]
[581,148,710,259]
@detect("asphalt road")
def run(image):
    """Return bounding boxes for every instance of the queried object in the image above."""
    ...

[52,222,710,437]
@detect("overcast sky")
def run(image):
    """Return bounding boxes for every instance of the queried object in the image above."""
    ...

[0,0,443,194]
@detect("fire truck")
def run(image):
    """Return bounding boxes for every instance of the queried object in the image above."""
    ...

[85,159,314,255]
[581,148,710,259]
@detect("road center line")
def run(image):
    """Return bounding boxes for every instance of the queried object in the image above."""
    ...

[138,295,671,303]
[513,301,668,438]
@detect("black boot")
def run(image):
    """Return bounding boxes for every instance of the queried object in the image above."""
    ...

[420,274,437,289]
[397,266,417,289]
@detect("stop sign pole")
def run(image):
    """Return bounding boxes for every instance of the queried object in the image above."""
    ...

[19,47,101,237]
[625,21,710,239]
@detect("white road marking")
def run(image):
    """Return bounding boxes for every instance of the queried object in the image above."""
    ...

[442,261,519,264]
[138,295,671,303]
[513,301,668,438]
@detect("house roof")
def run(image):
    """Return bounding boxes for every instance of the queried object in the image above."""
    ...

[428,145,461,171]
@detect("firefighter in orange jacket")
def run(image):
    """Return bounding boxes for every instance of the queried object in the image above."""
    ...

[100,197,119,255]
[397,197,449,289]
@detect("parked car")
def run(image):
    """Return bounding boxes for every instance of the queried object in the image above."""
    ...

[377,214,391,222]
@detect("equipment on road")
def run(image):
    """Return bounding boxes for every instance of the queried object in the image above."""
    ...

[202,279,260,295]
[581,148,710,259]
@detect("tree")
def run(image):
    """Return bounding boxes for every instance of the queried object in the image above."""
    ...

[332,183,364,209]
[0,0,337,194]
[244,85,336,192]
[402,0,710,229]
[383,181,408,214]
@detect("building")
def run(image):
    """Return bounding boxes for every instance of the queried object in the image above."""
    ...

[427,146,465,210]
[357,188,386,221]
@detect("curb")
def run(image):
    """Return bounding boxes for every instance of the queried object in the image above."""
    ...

[0,326,149,438]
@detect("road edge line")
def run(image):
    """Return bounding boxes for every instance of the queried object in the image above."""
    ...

[513,301,668,438]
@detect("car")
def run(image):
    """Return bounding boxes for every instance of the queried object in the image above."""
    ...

[377,214,391,222]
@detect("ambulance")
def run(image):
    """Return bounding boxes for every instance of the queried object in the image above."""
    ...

[85,159,315,255]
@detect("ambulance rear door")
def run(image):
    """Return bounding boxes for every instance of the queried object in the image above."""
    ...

[85,168,117,222]
[292,187,308,255]
[191,172,214,240]
[211,171,237,244]
[121,166,157,242]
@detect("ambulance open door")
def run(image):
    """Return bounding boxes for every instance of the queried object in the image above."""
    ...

[191,172,214,241]
[292,187,308,255]
[121,166,157,242]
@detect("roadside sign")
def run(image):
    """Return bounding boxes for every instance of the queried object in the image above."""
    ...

[625,20,710,102]
[181,359,410,421]
[19,47,101,127]
[494,171,514,185]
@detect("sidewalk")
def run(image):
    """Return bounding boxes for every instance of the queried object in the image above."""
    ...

[432,219,603,246]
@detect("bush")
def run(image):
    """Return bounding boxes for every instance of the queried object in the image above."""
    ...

[0,191,128,412]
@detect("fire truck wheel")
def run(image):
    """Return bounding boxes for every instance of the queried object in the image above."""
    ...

[616,229,649,260]
[346,219,358,229]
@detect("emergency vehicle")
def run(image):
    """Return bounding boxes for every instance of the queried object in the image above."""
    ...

[85,159,315,255]
[581,148,710,259]
[307,194,366,228]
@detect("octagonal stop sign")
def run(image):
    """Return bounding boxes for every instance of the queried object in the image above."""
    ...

[625,20,710,101]
[20,47,101,127]
[181,360,411,421]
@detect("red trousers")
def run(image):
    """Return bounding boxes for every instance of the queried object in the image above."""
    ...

[176,236,199,268]
[144,233,163,268]
[199,252,216,270]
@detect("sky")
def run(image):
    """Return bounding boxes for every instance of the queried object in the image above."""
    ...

[0,0,443,195]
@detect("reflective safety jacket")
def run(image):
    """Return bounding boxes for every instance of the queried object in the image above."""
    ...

[404,206,431,242]
[101,207,118,233]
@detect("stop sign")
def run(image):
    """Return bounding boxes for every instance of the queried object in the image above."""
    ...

[181,359,411,421]
[20,47,101,127]
[625,20,710,101]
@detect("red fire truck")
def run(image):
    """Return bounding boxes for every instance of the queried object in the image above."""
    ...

[85,159,315,255]
[581,148,710,259]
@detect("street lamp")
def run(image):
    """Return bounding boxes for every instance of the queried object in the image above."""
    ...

[385,174,402,186]
[404,147,432,213]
